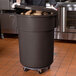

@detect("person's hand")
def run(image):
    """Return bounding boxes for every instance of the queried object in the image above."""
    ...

[11,2,20,8]
[46,5,57,11]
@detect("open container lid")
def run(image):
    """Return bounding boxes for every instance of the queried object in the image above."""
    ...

[15,5,57,13]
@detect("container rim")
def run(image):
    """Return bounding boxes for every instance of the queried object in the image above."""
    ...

[16,14,56,18]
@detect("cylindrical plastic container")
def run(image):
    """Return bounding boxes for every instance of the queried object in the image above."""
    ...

[17,15,55,68]
[16,5,57,73]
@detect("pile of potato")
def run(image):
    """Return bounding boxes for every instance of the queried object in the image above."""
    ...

[21,10,53,16]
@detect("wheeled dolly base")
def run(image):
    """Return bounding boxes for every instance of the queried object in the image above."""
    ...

[23,66,50,74]
[1,33,4,39]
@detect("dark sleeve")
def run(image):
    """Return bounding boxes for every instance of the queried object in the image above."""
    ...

[33,0,46,6]
[49,0,57,5]
[13,0,16,3]
[21,0,33,5]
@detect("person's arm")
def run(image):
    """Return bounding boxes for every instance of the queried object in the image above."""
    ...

[11,0,20,8]
[20,0,27,5]
[16,0,20,3]
[49,0,56,6]
[46,0,57,10]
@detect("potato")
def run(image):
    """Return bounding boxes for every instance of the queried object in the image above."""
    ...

[25,10,32,15]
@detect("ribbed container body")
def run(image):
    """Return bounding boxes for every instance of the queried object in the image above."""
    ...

[17,15,55,68]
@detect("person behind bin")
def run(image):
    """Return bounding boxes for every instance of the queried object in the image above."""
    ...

[21,0,56,6]
[20,0,57,15]
[12,0,57,15]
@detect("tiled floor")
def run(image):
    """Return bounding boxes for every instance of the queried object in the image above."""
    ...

[0,38,76,76]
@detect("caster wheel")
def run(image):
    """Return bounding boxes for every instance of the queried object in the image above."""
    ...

[38,69,44,74]
[23,67,29,72]
[1,34,4,39]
